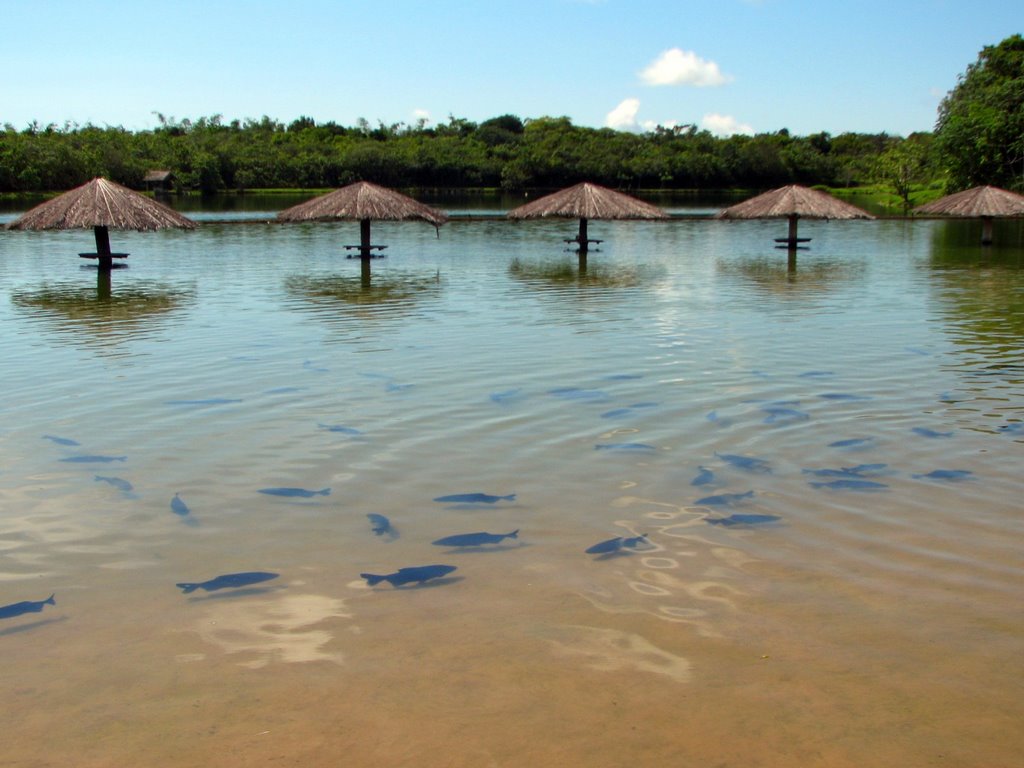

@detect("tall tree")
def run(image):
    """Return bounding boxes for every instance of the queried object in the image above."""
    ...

[935,35,1024,191]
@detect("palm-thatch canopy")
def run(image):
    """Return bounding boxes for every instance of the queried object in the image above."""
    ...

[276,181,448,265]
[715,184,874,248]
[5,177,197,272]
[277,181,447,226]
[6,177,197,232]
[507,182,668,254]
[913,185,1024,245]
[912,185,1024,218]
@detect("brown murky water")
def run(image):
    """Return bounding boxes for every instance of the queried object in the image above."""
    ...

[2,211,1022,766]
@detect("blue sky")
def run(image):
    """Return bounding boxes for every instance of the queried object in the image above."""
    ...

[3,0,1021,137]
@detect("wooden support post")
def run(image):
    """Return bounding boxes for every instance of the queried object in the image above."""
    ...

[94,225,113,272]
[787,214,799,245]
[360,218,372,259]
[981,216,994,246]
[578,217,589,254]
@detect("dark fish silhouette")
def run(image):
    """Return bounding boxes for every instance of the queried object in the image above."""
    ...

[165,398,243,406]
[318,424,362,435]
[585,534,650,555]
[176,571,279,594]
[912,469,974,481]
[266,387,303,394]
[706,514,781,527]
[715,452,771,473]
[171,493,191,516]
[809,479,889,491]
[42,435,79,446]
[761,407,810,424]
[548,387,609,401]
[432,530,519,547]
[594,442,657,452]
[691,466,715,486]
[799,370,834,378]
[259,487,331,498]
[912,427,953,438]
[0,593,55,620]
[695,490,754,506]
[490,388,522,404]
[601,403,658,419]
[361,564,457,588]
[367,513,392,535]
[828,437,874,448]
[802,463,888,478]
[998,423,1024,434]
[60,455,126,463]
[95,475,133,492]
[818,393,872,401]
[433,493,515,504]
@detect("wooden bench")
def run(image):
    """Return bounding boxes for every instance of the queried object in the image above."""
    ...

[79,252,129,259]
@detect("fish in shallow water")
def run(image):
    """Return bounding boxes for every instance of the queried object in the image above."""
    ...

[585,534,650,555]
[0,594,55,620]
[694,490,755,506]
[95,475,133,492]
[809,479,889,491]
[691,466,715,486]
[164,398,243,406]
[802,463,888,478]
[361,564,457,588]
[432,530,519,548]
[171,493,191,516]
[433,493,515,504]
[912,469,974,481]
[828,437,874,448]
[42,434,79,446]
[912,427,953,439]
[367,513,392,535]
[60,454,126,463]
[706,514,781,527]
[176,571,279,594]
[761,406,810,424]
[715,452,772,473]
[318,423,363,435]
[818,392,872,401]
[594,442,657,452]
[259,487,331,498]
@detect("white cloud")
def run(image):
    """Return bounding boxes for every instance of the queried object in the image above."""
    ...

[640,48,732,87]
[700,113,754,137]
[605,98,641,130]
[412,108,431,124]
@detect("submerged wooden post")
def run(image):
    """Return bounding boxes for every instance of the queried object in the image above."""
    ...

[787,214,799,245]
[981,216,994,245]
[577,217,589,254]
[94,225,113,272]
[360,218,372,259]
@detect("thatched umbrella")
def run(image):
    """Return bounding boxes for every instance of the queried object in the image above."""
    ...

[715,184,874,248]
[913,185,1024,245]
[276,181,448,274]
[5,177,197,272]
[506,182,669,255]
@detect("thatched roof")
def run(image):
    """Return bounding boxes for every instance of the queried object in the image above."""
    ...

[506,182,668,220]
[276,181,448,226]
[715,185,875,220]
[912,185,1024,218]
[143,170,174,183]
[5,177,197,231]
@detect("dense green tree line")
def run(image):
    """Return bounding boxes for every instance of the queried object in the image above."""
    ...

[3,34,1020,197]
[0,113,935,195]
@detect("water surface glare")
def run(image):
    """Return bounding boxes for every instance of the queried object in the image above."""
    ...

[2,214,1023,767]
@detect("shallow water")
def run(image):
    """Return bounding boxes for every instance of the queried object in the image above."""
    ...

[2,208,1023,767]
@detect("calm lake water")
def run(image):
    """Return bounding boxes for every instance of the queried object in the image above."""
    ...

[2,195,1023,767]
